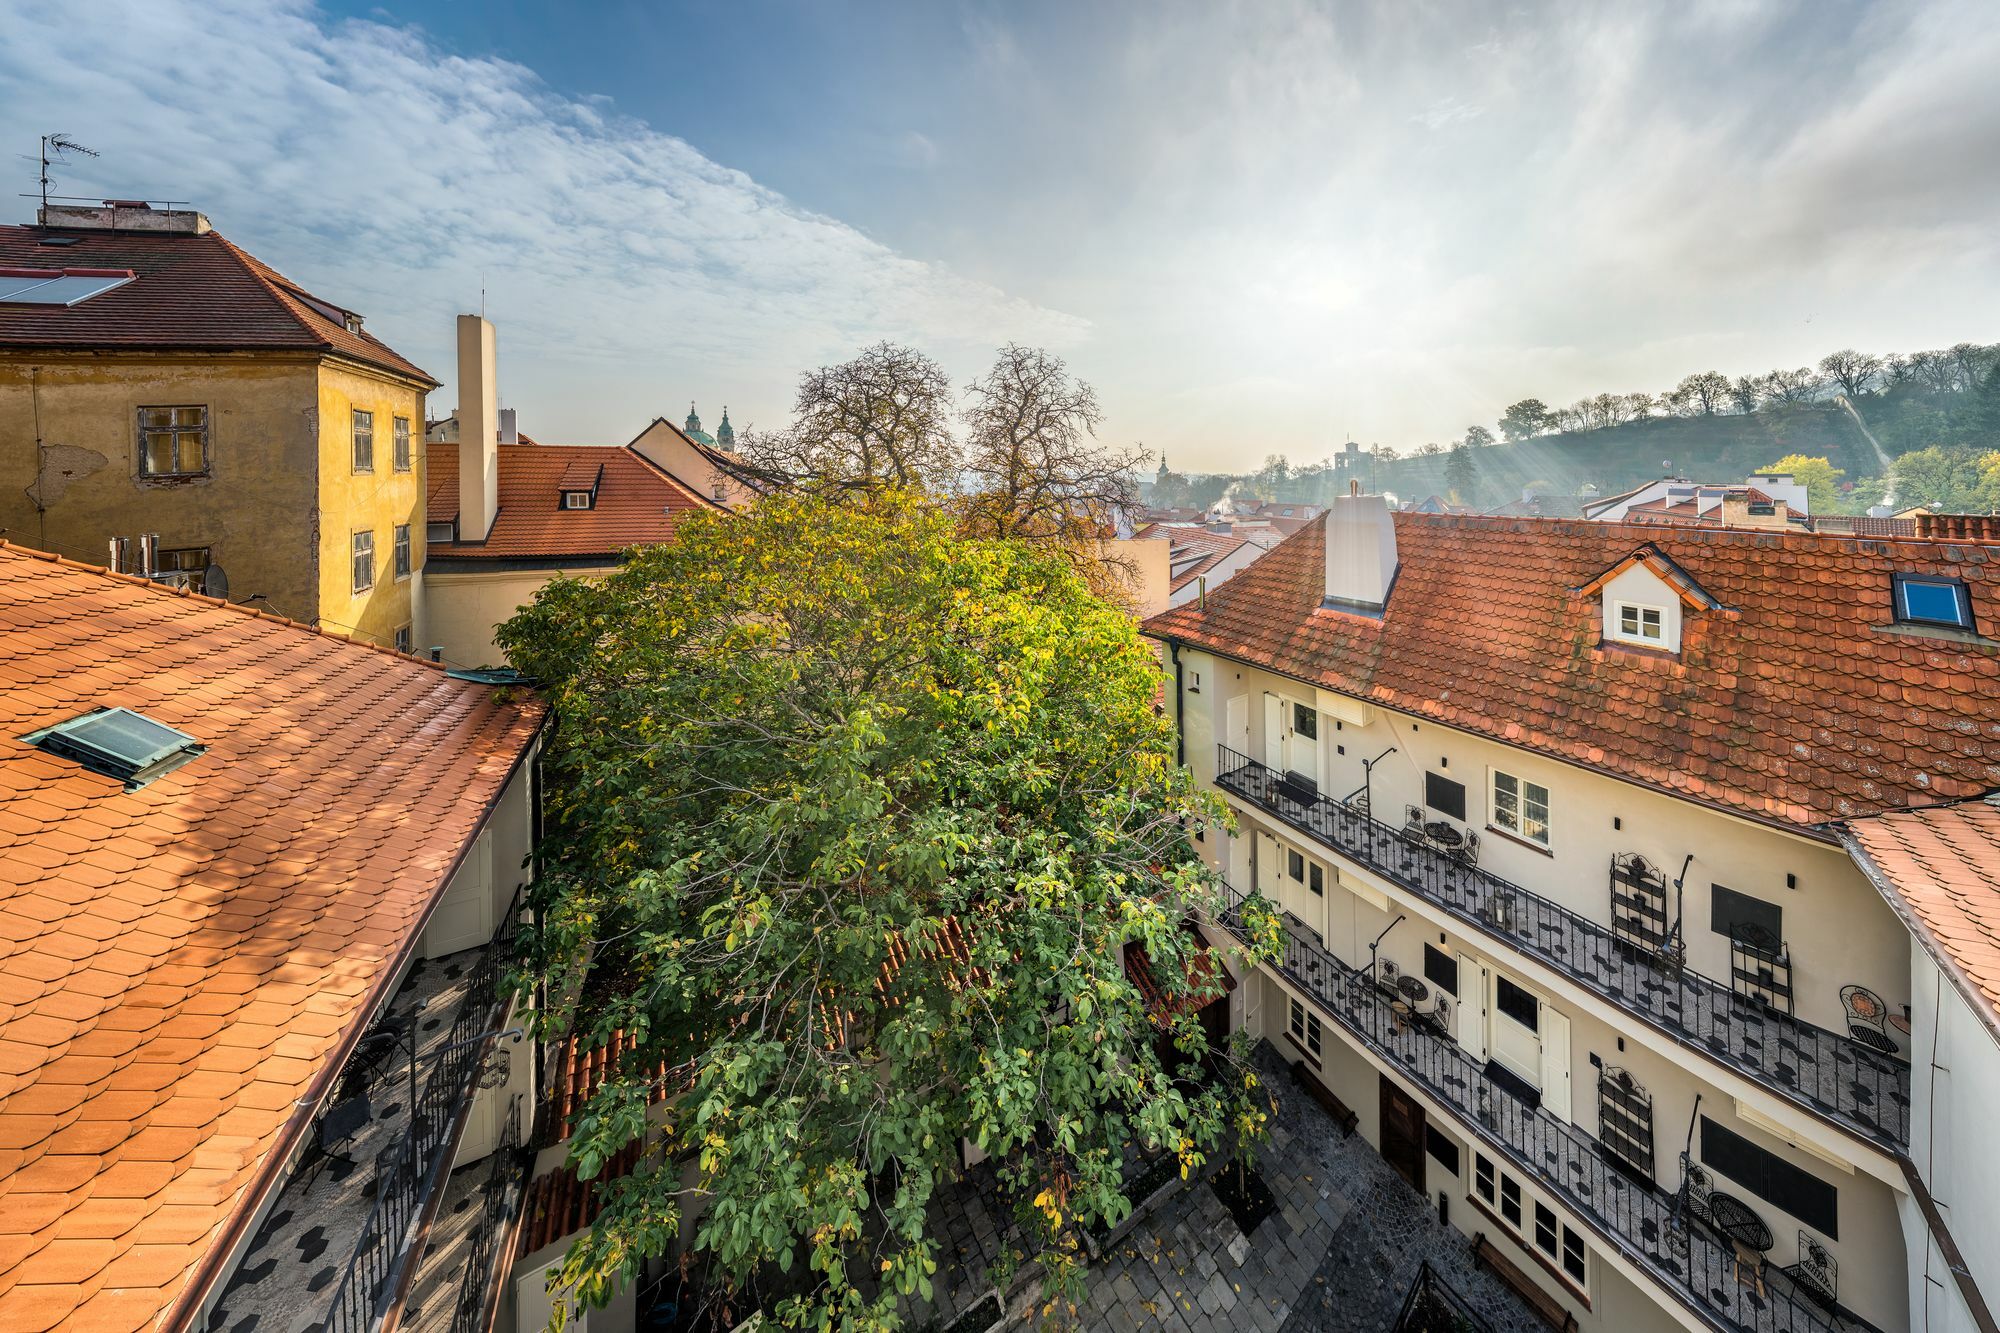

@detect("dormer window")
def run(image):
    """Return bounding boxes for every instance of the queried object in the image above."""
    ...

[556,460,603,511]
[1612,602,1666,646]
[1893,575,1973,631]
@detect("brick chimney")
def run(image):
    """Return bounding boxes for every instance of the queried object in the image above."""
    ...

[1323,482,1398,613]
[455,315,499,543]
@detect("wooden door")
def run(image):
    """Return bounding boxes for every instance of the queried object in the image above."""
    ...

[1263,693,1285,770]
[1540,1006,1573,1123]
[1453,950,1487,1060]
[1380,1075,1426,1195]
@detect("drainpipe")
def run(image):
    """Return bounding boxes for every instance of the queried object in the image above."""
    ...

[1167,639,1185,767]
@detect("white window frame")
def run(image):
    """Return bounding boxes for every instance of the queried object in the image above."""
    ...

[1610,600,1665,645]
[1287,995,1323,1063]
[563,490,593,510]
[1491,769,1550,846]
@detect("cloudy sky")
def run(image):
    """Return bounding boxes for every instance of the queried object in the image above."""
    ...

[4,0,1997,472]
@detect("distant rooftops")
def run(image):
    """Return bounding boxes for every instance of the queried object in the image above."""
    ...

[426,440,716,562]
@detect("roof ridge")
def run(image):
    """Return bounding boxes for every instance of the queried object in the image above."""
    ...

[202,230,336,355]
[623,441,729,511]
[0,539,476,679]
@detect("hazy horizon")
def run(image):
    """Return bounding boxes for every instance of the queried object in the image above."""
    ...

[5,0,1997,472]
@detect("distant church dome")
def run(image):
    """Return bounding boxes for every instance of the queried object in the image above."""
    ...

[683,401,716,448]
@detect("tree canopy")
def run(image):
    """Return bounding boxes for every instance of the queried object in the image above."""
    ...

[1762,454,1845,513]
[500,492,1277,1330]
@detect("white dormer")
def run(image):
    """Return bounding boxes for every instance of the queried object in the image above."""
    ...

[1601,562,1679,651]
[1579,545,1722,656]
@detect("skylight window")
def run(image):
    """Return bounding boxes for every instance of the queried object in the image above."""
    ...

[1893,575,1974,631]
[0,267,135,306]
[25,707,203,788]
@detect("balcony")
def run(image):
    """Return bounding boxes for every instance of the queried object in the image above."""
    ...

[1214,889,1876,1333]
[1215,746,1909,1150]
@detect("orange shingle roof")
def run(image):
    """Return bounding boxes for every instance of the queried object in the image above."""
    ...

[1842,798,2000,1039]
[0,544,544,1331]
[0,225,434,386]
[1143,512,2000,828]
[427,443,714,561]
[1139,526,1252,593]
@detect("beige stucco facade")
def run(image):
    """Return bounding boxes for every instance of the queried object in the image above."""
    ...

[0,350,428,646]
[628,418,746,508]
[424,564,615,669]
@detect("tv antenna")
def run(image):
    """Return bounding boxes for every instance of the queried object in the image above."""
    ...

[38,134,97,213]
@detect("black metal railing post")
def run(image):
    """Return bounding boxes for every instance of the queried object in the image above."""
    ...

[1211,745,1910,1150]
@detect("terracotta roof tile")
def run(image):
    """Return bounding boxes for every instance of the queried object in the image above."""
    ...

[1143,512,2000,827]
[0,225,433,385]
[427,443,714,561]
[0,542,543,1329]
[1843,797,2000,1035]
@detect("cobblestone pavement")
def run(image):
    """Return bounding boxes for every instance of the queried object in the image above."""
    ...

[918,1043,1548,1332]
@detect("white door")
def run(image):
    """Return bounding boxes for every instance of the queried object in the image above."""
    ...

[1229,828,1251,890]
[1540,1007,1573,1122]
[1263,692,1285,771]
[1226,693,1250,760]
[1490,973,1542,1087]
[1257,832,1282,899]
[1291,704,1320,787]
[1454,951,1487,1060]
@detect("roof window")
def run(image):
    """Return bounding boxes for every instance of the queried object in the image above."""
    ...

[25,707,203,788]
[1893,575,1974,631]
[0,266,136,306]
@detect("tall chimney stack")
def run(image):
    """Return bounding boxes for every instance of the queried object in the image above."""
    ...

[1322,481,1399,613]
[456,314,500,543]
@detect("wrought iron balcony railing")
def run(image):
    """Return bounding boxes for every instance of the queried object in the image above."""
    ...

[322,910,522,1333]
[1213,888,1875,1333]
[1214,746,1909,1150]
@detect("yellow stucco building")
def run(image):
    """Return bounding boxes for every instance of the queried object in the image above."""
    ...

[0,202,437,647]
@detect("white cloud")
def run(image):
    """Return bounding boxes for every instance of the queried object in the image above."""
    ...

[0,0,1085,437]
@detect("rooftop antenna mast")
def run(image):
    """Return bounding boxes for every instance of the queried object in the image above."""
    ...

[38,134,98,215]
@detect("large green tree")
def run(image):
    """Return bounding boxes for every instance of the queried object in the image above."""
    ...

[500,492,1279,1330]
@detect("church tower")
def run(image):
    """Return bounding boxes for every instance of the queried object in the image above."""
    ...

[716,407,735,449]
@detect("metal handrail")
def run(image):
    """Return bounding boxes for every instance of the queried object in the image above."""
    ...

[448,1098,530,1333]
[321,905,523,1333]
[1214,887,1873,1333]
[1214,745,1909,1149]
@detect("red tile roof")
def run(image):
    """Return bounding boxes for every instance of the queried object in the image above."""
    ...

[0,544,543,1330]
[1138,526,1252,593]
[1841,798,2000,1040]
[0,225,434,386]
[1143,512,2000,829]
[427,443,716,561]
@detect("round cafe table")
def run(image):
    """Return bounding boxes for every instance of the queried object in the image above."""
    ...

[1396,975,1431,1006]
[1424,822,1464,851]
[1706,1192,1774,1252]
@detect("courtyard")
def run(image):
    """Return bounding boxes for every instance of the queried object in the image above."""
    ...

[913,1043,1550,1333]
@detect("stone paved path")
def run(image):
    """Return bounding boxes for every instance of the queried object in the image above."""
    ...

[918,1043,1548,1332]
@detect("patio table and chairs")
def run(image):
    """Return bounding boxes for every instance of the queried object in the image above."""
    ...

[1708,1191,1774,1298]
[1841,985,1901,1056]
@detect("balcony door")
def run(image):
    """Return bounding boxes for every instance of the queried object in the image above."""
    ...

[1453,950,1488,1060]
[1262,691,1320,787]
[1226,693,1250,759]
[1490,974,1542,1088]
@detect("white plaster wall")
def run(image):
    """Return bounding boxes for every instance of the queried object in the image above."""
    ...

[1901,949,1998,1333]
[1599,564,1684,651]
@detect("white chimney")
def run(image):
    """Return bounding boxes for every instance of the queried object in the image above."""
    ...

[1323,483,1398,612]
[455,314,499,543]
[499,407,518,447]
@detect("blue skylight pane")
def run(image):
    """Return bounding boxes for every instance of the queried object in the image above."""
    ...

[27,707,202,787]
[0,275,59,301]
[0,274,132,306]
[1898,579,1969,626]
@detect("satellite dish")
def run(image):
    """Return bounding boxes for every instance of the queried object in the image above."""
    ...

[202,564,229,601]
